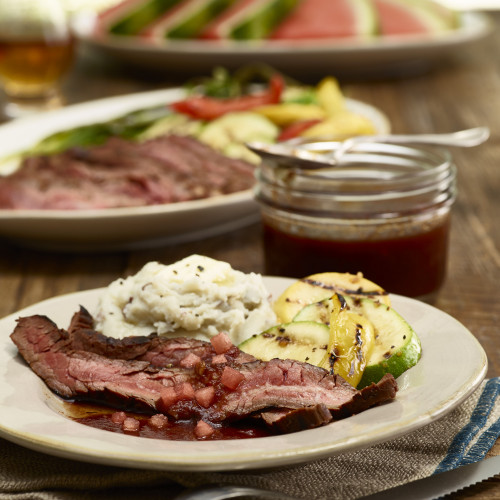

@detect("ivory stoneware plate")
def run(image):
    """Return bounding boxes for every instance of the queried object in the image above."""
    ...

[0,276,487,471]
[0,89,390,251]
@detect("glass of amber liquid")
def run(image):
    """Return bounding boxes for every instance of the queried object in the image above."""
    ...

[0,0,75,118]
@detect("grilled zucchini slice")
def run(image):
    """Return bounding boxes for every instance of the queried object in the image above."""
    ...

[239,321,329,366]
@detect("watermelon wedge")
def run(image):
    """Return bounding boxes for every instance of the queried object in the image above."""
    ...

[100,0,184,36]
[142,0,236,39]
[201,0,299,40]
[270,0,377,40]
[373,0,458,36]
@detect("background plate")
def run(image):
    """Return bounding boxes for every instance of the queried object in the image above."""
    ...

[0,89,390,251]
[0,276,488,471]
[75,11,493,77]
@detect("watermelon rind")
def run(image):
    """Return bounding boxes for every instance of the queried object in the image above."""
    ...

[169,0,236,38]
[231,0,299,39]
[202,0,300,40]
[413,0,460,29]
[352,0,379,37]
[145,0,237,39]
[108,0,183,35]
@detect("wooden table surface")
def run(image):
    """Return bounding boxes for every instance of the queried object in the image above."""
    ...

[0,10,499,499]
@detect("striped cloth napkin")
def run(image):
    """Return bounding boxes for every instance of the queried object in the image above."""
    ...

[1,378,499,500]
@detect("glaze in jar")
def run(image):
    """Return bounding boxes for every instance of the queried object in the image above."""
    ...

[253,141,457,301]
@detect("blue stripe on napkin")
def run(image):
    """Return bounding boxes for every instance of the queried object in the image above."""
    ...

[434,377,500,474]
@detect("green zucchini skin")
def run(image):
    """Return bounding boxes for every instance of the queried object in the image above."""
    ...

[346,297,421,387]
[359,325,421,388]
[294,295,422,388]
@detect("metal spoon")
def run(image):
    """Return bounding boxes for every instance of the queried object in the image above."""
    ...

[248,126,490,169]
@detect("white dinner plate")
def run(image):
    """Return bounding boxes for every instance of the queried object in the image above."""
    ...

[0,89,390,252]
[75,11,493,76]
[0,276,487,471]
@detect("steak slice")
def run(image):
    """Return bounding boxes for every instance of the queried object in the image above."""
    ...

[67,306,255,366]
[10,313,398,429]
[197,359,397,424]
[10,315,191,411]
[260,405,333,434]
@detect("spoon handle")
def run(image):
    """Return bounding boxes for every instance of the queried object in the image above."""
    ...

[333,126,490,162]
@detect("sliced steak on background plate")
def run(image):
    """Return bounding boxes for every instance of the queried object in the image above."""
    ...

[0,134,255,210]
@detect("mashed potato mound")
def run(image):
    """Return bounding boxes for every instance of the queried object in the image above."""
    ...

[94,255,277,345]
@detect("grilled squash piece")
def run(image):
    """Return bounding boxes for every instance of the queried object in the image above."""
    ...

[273,272,390,323]
[239,321,329,366]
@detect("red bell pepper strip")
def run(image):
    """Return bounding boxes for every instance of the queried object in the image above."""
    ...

[277,119,323,141]
[170,74,285,121]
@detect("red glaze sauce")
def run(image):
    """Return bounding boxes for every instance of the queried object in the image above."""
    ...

[263,216,451,298]
[75,410,271,441]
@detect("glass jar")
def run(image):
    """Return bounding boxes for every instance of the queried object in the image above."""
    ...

[253,141,457,302]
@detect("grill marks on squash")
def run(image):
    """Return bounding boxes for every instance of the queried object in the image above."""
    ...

[302,278,389,299]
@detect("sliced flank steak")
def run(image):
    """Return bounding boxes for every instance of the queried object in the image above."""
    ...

[10,311,397,433]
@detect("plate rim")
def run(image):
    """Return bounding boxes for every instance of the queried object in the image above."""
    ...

[0,277,488,471]
[0,188,254,221]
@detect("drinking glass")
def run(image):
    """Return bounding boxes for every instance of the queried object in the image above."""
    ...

[0,0,75,118]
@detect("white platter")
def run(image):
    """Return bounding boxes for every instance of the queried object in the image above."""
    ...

[0,89,390,251]
[0,276,487,471]
[75,11,493,76]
